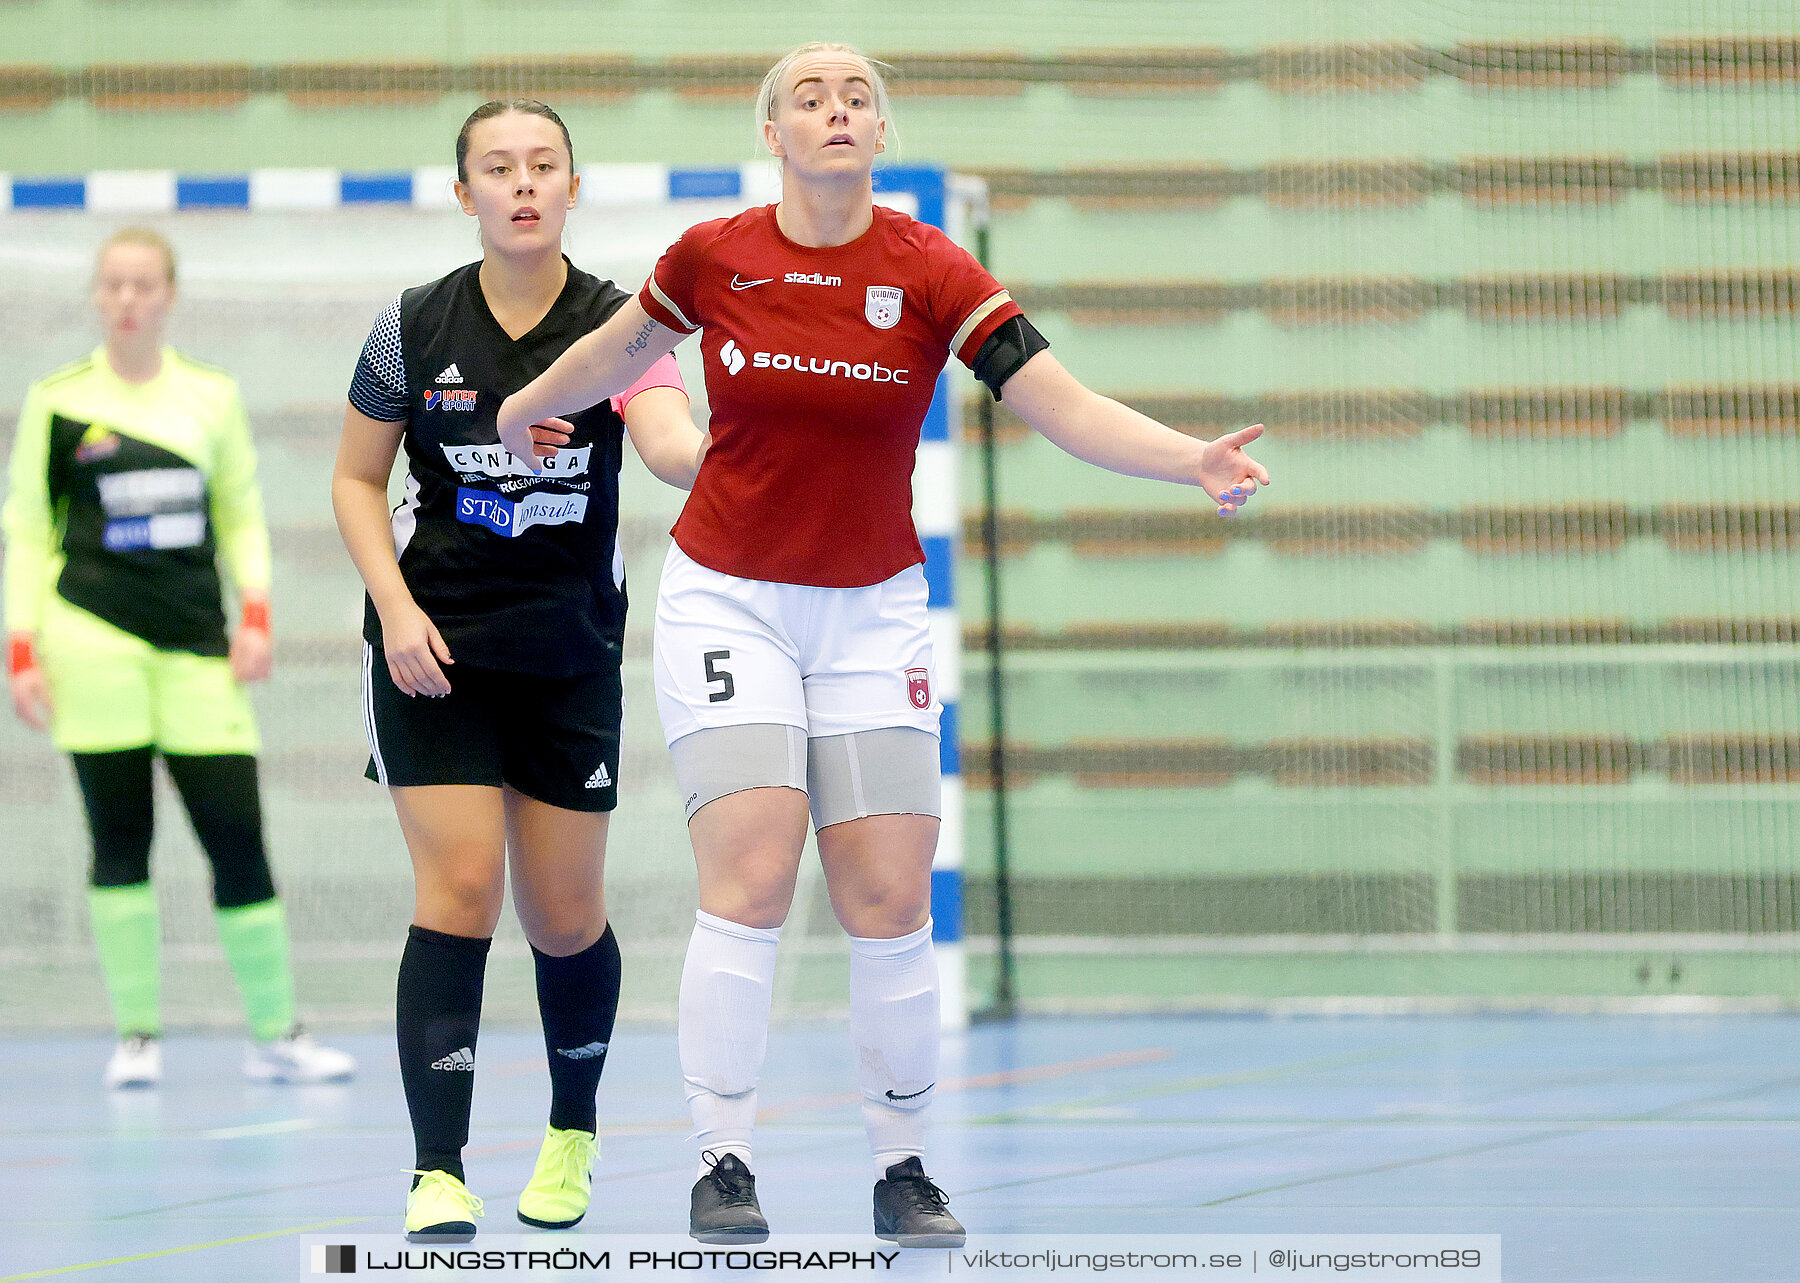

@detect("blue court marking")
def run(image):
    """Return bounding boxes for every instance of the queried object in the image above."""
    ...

[937,701,959,775]
[668,168,741,201]
[919,372,952,442]
[874,165,945,232]
[338,171,412,204]
[3,1017,1796,1280]
[174,176,250,209]
[929,868,962,941]
[920,535,954,607]
[7,164,962,219]
[11,178,86,209]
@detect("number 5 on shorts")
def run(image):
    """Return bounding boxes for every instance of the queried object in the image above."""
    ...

[703,650,734,703]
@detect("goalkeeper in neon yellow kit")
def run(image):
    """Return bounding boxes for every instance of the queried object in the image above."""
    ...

[3,228,354,1088]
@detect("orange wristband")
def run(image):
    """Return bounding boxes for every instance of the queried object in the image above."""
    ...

[8,635,37,677]
[240,600,272,633]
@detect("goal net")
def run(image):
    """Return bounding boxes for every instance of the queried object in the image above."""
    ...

[0,164,975,1029]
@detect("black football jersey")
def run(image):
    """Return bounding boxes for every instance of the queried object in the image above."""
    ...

[47,412,228,655]
[348,260,631,676]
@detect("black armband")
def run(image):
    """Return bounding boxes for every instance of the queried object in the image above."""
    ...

[970,314,1050,400]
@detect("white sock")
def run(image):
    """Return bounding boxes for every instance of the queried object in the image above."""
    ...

[680,909,781,1179]
[848,919,939,1177]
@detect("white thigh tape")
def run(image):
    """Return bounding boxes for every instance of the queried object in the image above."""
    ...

[669,723,807,819]
[808,728,942,830]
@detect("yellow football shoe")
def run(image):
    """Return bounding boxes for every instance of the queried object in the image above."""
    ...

[405,1169,484,1242]
[517,1124,599,1229]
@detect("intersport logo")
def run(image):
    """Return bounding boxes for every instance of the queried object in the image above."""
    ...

[717,338,909,385]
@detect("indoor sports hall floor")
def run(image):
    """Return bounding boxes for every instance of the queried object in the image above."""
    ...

[2,1014,1793,1281]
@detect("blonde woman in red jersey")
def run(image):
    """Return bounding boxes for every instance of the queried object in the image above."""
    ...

[497,42,1270,1246]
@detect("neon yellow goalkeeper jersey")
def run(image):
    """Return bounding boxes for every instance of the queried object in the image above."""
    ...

[3,347,270,657]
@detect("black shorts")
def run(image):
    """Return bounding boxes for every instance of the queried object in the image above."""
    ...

[360,643,622,813]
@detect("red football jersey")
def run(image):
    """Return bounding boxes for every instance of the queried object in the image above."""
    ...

[638,203,1021,587]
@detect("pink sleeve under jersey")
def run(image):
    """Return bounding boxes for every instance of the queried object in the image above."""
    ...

[609,352,687,415]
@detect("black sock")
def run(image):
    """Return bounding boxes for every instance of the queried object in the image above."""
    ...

[533,924,622,1134]
[397,925,491,1184]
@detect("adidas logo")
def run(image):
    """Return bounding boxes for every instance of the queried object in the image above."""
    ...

[555,1041,610,1060]
[431,1047,475,1071]
[434,363,464,384]
[584,764,612,789]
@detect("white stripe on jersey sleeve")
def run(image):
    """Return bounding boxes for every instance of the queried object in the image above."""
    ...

[950,289,1015,361]
[645,275,698,333]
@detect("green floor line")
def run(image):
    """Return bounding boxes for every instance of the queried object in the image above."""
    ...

[0,1217,367,1281]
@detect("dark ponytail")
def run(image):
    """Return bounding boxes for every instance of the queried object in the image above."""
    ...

[455,99,575,183]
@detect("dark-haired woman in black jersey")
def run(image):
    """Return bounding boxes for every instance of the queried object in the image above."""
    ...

[332,99,705,1242]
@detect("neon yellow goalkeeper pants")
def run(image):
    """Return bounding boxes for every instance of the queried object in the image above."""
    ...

[38,594,259,755]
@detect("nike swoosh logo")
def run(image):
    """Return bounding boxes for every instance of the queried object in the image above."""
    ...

[885,1084,935,1101]
[730,275,775,291]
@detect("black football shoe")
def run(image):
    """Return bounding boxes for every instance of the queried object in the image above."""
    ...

[689,1151,769,1244]
[873,1157,965,1248]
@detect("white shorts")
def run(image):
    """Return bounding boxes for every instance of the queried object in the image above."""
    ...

[652,542,941,747]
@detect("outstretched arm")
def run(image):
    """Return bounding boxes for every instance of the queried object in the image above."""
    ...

[999,351,1270,515]
[495,296,682,467]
